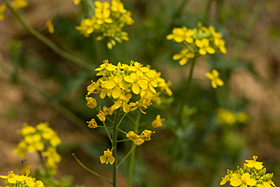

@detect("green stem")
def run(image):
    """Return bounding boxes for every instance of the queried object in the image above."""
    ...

[112,109,120,187]
[37,151,49,177]
[177,57,196,127]
[128,111,141,187]
[72,153,113,184]
[3,0,91,70]
[102,121,113,144]
[117,146,136,168]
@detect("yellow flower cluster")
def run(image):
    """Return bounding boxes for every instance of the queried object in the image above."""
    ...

[217,108,249,126]
[0,0,28,21]
[86,60,172,121]
[220,156,276,187]
[0,170,44,187]
[76,0,134,49]
[126,130,154,146]
[167,23,227,65]
[14,122,61,169]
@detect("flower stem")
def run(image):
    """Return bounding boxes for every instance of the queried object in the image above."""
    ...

[72,153,113,184]
[37,151,49,177]
[128,110,141,187]
[117,146,136,168]
[177,57,196,127]
[112,109,120,187]
[3,0,91,70]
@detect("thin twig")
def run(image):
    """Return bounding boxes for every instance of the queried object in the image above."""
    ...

[72,153,113,184]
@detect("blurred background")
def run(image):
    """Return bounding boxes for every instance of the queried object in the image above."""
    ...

[0,0,280,186]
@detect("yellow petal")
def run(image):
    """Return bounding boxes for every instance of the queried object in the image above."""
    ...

[138,80,148,89]
[108,156,115,165]
[112,87,121,99]
[132,84,140,94]
[104,80,115,89]
[100,155,107,164]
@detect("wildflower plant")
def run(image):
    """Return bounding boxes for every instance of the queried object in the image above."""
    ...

[76,0,134,49]
[220,156,276,187]
[72,59,172,186]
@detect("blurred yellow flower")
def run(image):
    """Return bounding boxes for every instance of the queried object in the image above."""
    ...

[205,69,224,88]
[152,115,164,128]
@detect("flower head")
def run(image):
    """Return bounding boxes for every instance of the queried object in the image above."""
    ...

[220,156,275,187]
[76,0,134,49]
[205,69,224,88]
[167,23,226,66]
[86,60,172,116]
[100,149,115,165]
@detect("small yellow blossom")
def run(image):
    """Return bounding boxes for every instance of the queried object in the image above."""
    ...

[172,48,195,65]
[205,69,224,88]
[87,118,98,129]
[11,0,28,10]
[195,39,215,55]
[86,96,97,109]
[100,149,115,165]
[0,5,6,21]
[46,18,54,34]
[152,115,164,128]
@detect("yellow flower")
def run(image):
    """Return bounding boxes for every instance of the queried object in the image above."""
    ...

[172,48,195,65]
[95,1,112,25]
[245,156,264,170]
[97,112,106,122]
[195,38,215,55]
[86,96,97,109]
[152,115,164,128]
[205,69,224,88]
[46,18,54,34]
[166,28,185,43]
[75,18,95,37]
[100,149,115,165]
[230,173,256,187]
[11,0,28,10]
[140,130,153,141]
[72,0,81,5]
[0,5,6,21]
[87,118,98,129]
